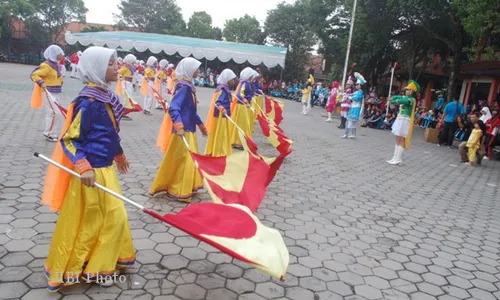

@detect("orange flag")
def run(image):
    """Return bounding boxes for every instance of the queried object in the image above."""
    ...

[31,84,43,109]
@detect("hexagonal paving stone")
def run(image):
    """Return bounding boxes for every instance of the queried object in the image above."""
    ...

[24,272,48,288]
[338,271,365,286]
[1,251,34,266]
[21,288,61,300]
[166,270,197,285]
[160,254,189,270]
[287,264,312,277]
[136,250,162,264]
[5,228,37,239]
[155,243,182,255]
[255,282,285,298]
[299,276,326,292]
[174,283,206,300]
[13,210,39,219]
[187,260,216,274]
[227,278,255,294]
[285,286,315,300]
[4,239,35,251]
[134,238,157,250]
[215,263,243,279]
[205,288,237,300]
[355,284,383,300]
[0,282,30,299]
[180,247,207,260]
[28,244,50,258]
[0,266,31,281]
[238,293,267,300]
[174,236,199,247]
[195,273,225,289]
[327,281,354,296]
[243,269,271,283]
[207,253,232,264]
[150,232,174,243]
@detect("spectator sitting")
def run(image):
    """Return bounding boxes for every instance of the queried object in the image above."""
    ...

[367,111,383,128]
[421,110,436,128]
[381,113,396,130]
[458,113,485,164]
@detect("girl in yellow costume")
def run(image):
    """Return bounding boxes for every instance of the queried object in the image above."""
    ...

[155,59,169,110]
[229,67,256,150]
[150,57,207,202]
[42,46,135,292]
[30,45,65,142]
[205,69,237,156]
[142,56,157,115]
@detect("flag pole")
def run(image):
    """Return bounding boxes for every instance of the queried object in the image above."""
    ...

[34,152,145,210]
[386,62,397,115]
[341,0,358,86]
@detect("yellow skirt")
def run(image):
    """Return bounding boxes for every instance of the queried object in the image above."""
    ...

[44,166,135,292]
[204,116,232,157]
[150,132,203,201]
[252,95,264,113]
[229,104,253,147]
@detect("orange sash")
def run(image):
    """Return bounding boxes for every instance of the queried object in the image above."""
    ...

[156,113,173,153]
[31,84,43,108]
[41,102,76,211]
[115,78,123,96]
[205,92,217,133]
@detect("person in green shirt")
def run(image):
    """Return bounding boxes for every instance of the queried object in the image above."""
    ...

[386,80,420,165]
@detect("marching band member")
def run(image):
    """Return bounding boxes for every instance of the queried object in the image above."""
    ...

[42,46,135,292]
[155,59,169,109]
[150,57,206,202]
[142,56,157,115]
[205,69,237,156]
[229,67,255,149]
[30,45,65,142]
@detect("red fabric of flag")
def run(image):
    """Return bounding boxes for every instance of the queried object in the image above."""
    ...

[144,202,289,280]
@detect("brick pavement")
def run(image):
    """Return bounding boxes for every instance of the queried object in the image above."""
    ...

[0,63,499,300]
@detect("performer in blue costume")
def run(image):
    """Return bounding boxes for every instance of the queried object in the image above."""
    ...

[342,72,366,139]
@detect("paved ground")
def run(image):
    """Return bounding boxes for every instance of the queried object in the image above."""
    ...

[0,63,500,300]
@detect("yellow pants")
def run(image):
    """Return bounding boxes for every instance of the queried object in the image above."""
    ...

[229,104,253,147]
[44,166,135,292]
[150,132,203,201]
[205,116,232,157]
[468,146,478,163]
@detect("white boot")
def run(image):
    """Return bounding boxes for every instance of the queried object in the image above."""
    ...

[326,113,332,122]
[387,145,398,163]
[389,146,404,165]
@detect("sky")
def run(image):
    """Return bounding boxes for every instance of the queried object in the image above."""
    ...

[83,0,296,28]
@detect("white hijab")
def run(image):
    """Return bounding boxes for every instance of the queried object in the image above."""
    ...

[175,57,201,82]
[78,46,117,87]
[159,59,169,68]
[77,51,82,56]
[43,45,64,62]
[480,107,492,123]
[240,67,255,81]
[146,56,157,67]
[250,70,260,80]
[217,69,237,85]
[123,54,136,64]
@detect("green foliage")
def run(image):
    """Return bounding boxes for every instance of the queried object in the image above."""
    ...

[223,14,265,44]
[213,27,222,41]
[24,0,87,43]
[114,0,185,34]
[81,25,107,32]
[265,1,314,81]
[0,0,35,38]
[187,11,217,40]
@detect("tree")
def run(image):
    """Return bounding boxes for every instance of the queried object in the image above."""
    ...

[24,0,87,43]
[114,0,185,34]
[455,0,500,60]
[0,0,35,38]
[265,2,315,81]
[213,27,222,41]
[223,14,265,44]
[187,11,215,39]
[81,24,107,32]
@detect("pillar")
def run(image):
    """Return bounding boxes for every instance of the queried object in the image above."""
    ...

[487,78,499,106]
[424,81,433,109]
[463,80,472,108]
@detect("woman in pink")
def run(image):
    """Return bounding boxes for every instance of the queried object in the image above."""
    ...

[325,81,340,122]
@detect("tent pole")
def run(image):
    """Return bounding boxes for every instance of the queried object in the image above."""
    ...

[280,67,284,82]
[205,59,208,75]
